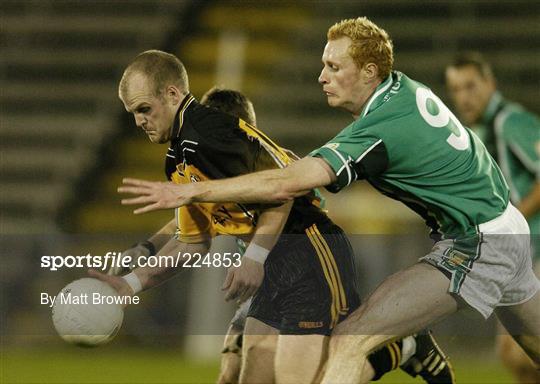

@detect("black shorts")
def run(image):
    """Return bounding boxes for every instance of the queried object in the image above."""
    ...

[247,220,361,335]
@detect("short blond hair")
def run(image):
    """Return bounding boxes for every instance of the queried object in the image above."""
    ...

[119,50,189,100]
[328,17,393,79]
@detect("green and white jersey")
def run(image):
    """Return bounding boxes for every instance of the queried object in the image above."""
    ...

[310,71,509,238]
[474,92,539,237]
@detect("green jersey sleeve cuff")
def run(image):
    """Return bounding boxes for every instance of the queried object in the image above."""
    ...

[309,146,354,193]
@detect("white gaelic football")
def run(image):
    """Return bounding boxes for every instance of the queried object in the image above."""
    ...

[52,278,124,347]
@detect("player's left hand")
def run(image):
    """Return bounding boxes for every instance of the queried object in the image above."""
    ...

[222,258,264,303]
[118,178,194,214]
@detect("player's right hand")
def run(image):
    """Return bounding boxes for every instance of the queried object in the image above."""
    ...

[107,243,151,276]
[222,257,264,303]
[118,178,194,214]
[88,269,134,304]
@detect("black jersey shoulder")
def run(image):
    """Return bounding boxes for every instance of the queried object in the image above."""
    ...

[166,95,332,233]
[172,95,240,145]
[170,95,262,180]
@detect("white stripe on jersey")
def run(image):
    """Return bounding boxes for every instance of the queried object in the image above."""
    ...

[181,140,199,146]
[508,142,538,175]
[361,76,393,118]
[326,146,353,186]
[177,97,195,138]
[494,109,521,202]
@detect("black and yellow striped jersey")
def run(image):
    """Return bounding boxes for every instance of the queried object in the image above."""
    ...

[164,94,329,243]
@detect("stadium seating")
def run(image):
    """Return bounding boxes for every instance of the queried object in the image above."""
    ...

[0,0,191,233]
[253,0,540,154]
[1,0,537,235]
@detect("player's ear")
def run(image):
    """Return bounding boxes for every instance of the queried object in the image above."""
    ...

[165,85,182,105]
[362,62,379,81]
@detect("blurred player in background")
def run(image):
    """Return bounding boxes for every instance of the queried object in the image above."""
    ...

[119,18,540,384]
[446,52,540,384]
[97,51,454,384]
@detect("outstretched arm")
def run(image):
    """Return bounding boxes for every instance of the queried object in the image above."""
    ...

[119,156,336,214]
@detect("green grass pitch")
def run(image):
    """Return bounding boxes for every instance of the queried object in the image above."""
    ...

[2,346,514,384]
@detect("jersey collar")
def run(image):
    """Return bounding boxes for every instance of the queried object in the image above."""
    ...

[481,91,503,125]
[170,93,196,139]
[359,73,394,119]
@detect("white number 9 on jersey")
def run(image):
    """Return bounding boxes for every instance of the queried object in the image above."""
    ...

[416,87,470,150]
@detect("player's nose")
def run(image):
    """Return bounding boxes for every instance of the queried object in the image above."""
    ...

[318,68,328,84]
[134,114,145,128]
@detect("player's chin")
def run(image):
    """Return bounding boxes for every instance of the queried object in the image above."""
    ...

[326,97,340,107]
[147,134,166,144]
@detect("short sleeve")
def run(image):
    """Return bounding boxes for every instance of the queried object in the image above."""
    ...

[175,205,212,243]
[502,111,540,179]
[309,123,386,192]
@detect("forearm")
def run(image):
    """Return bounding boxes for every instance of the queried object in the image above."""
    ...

[517,182,540,219]
[189,169,293,204]
[249,201,293,250]
[147,218,177,249]
[133,238,210,291]
[119,157,335,214]
[190,157,334,205]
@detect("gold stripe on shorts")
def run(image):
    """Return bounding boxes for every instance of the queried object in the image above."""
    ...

[390,342,401,369]
[387,344,397,370]
[306,224,347,328]
[311,224,348,313]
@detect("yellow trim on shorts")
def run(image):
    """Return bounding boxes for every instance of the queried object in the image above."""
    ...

[306,224,347,328]
[312,224,348,313]
[387,344,397,370]
[390,342,401,369]
[306,226,339,328]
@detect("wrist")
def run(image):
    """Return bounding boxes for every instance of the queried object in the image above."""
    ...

[186,182,201,204]
[122,271,143,294]
[137,240,156,256]
[244,243,270,264]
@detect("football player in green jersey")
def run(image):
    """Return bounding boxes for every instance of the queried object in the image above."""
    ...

[119,17,540,384]
[103,51,454,384]
[446,51,540,384]
[202,88,455,384]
